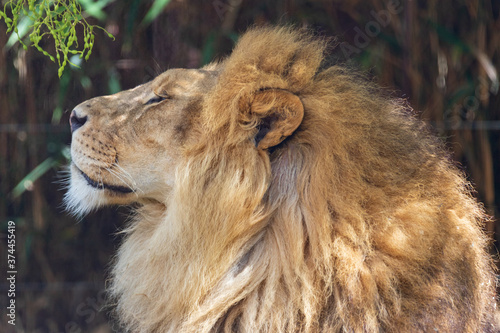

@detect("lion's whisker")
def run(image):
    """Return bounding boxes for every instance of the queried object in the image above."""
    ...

[112,163,137,186]
[106,167,143,195]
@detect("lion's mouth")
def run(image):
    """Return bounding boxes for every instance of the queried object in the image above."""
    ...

[76,165,134,194]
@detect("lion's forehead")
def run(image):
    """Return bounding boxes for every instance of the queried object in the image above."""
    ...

[151,68,218,96]
[74,68,217,120]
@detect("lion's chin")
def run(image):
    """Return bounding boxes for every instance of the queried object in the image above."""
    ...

[64,163,135,217]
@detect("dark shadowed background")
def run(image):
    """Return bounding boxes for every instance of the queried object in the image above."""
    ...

[1,0,499,332]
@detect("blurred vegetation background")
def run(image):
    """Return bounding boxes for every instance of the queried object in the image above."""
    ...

[0,0,499,331]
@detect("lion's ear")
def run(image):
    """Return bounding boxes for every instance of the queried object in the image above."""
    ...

[251,89,304,150]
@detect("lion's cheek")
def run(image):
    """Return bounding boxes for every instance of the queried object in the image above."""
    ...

[114,147,178,199]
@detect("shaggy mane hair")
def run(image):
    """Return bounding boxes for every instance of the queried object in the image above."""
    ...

[109,27,497,332]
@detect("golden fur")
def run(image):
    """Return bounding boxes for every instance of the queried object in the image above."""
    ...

[67,27,498,332]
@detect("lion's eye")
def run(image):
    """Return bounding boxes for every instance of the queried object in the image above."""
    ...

[145,95,168,105]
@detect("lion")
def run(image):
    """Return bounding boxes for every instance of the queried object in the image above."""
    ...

[66,26,498,332]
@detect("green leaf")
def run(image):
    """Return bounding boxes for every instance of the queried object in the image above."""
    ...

[108,68,121,94]
[78,0,114,21]
[427,20,471,53]
[52,106,63,124]
[62,147,71,161]
[2,0,114,78]
[201,32,216,65]
[141,0,171,27]
[11,157,59,198]
[5,15,33,51]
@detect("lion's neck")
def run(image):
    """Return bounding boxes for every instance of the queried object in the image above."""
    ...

[110,194,274,332]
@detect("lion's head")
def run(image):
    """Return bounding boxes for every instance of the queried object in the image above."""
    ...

[66,27,497,332]
[66,68,219,215]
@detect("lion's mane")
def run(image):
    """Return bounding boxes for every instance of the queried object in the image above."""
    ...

[110,27,497,332]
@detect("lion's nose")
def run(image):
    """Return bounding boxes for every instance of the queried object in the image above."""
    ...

[70,110,88,133]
